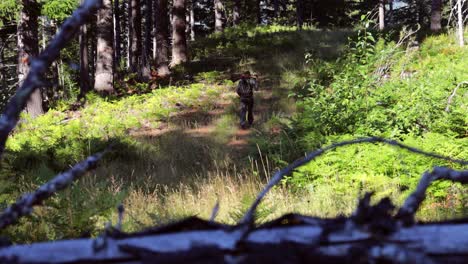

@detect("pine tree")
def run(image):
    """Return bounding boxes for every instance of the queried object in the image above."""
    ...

[171,0,188,66]
[94,0,114,93]
[18,0,44,117]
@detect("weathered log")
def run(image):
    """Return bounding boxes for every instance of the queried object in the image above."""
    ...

[1,213,468,263]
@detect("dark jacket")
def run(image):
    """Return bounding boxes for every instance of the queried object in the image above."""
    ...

[236,78,258,98]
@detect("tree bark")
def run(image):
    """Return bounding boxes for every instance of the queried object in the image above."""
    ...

[94,0,114,93]
[430,0,442,32]
[128,0,142,75]
[142,0,153,80]
[190,0,195,41]
[273,0,279,18]
[296,0,303,30]
[18,0,44,117]
[214,0,224,33]
[113,0,122,71]
[378,0,385,31]
[171,0,188,66]
[457,0,464,46]
[155,0,171,76]
[257,0,261,24]
[4,217,468,263]
[79,11,90,98]
[233,0,241,25]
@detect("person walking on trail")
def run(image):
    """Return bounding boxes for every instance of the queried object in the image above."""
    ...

[236,71,258,129]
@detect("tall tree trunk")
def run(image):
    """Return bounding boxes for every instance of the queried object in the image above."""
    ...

[94,0,114,93]
[214,0,224,32]
[129,0,142,75]
[430,0,442,32]
[378,0,385,31]
[155,0,171,76]
[79,11,90,98]
[190,1,195,40]
[457,0,464,46]
[142,0,152,80]
[257,0,261,24]
[273,0,279,18]
[114,0,122,71]
[296,0,303,30]
[171,0,188,66]
[233,0,241,25]
[18,0,44,117]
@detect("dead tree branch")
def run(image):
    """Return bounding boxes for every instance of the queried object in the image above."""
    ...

[396,166,468,225]
[240,137,468,228]
[445,81,467,112]
[0,0,102,159]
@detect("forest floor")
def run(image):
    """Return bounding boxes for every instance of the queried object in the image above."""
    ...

[129,76,292,167]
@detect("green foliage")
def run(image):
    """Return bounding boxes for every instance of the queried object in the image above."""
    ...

[0,0,19,25]
[40,0,78,22]
[275,31,468,209]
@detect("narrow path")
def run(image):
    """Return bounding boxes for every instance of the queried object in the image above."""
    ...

[126,77,292,185]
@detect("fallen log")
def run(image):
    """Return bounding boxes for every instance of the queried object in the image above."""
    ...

[1,212,468,263]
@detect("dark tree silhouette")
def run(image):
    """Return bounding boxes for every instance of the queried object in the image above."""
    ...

[94,0,114,92]
[155,0,171,76]
[18,0,44,117]
[128,0,142,75]
[430,0,442,31]
[171,0,188,66]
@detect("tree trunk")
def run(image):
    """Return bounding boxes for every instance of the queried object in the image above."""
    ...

[457,0,464,46]
[233,0,241,25]
[214,0,224,33]
[190,1,195,41]
[296,0,303,30]
[257,0,261,24]
[128,0,142,75]
[273,0,279,18]
[171,0,188,66]
[379,0,385,31]
[114,0,122,71]
[430,0,442,32]
[94,0,114,93]
[155,0,171,76]
[79,12,90,98]
[18,0,44,117]
[142,0,153,80]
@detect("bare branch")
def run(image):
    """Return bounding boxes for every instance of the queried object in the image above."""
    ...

[0,151,106,230]
[396,167,468,225]
[445,81,467,112]
[239,137,468,228]
[210,200,220,222]
[0,0,102,159]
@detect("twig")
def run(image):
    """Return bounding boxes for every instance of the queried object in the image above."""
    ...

[239,137,468,228]
[0,151,106,230]
[0,0,102,159]
[210,200,220,222]
[445,81,467,112]
[396,167,468,225]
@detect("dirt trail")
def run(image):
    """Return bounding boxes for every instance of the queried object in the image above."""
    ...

[125,76,294,186]
[131,81,279,156]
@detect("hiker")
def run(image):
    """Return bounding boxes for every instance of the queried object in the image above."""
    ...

[236,71,258,129]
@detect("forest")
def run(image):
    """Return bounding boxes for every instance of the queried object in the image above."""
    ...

[0,0,467,256]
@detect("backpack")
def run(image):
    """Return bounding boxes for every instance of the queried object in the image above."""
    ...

[237,79,254,98]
